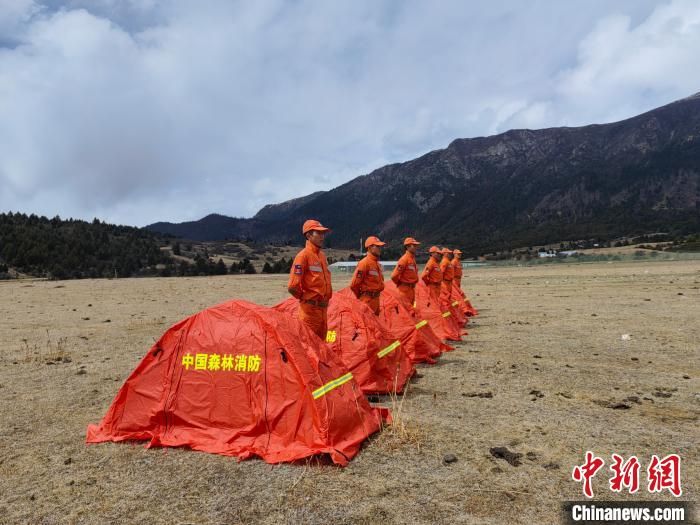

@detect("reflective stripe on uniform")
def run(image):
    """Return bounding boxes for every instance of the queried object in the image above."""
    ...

[415,320,428,329]
[442,311,451,318]
[451,300,459,307]
[312,372,354,399]
[377,340,401,359]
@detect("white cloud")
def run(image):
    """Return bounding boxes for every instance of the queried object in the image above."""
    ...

[503,0,700,129]
[1,0,695,226]
[0,0,41,44]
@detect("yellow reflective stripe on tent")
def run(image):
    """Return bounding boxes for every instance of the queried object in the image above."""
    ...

[415,320,428,329]
[442,311,451,318]
[451,300,459,307]
[312,372,354,399]
[377,340,401,359]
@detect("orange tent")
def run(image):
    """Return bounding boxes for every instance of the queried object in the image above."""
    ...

[336,287,415,392]
[381,281,453,362]
[441,284,469,331]
[276,291,414,394]
[86,300,384,466]
[415,281,462,341]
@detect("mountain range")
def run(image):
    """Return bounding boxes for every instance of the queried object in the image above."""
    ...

[146,93,700,254]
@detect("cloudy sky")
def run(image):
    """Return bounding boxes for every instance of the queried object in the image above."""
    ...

[1,0,700,226]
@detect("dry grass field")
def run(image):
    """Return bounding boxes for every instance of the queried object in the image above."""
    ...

[1,260,698,524]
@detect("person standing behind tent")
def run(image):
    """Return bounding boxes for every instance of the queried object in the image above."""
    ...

[439,248,454,306]
[287,220,333,339]
[451,249,463,289]
[452,249,478,317]
[350,236,386,315]
[421,246,443,305]
[442,247,467,327]
[391,237,421,307]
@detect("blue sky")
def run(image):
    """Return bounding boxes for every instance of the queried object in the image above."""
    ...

[1,0,699,226]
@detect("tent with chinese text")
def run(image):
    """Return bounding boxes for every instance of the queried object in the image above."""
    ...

[86,300,384,466]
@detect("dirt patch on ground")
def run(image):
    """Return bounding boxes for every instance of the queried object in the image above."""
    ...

[1,261,698,523]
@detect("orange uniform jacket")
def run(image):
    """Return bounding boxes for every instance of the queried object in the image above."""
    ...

[288,240,332,303]
[350,253,384,296]
[452,258,463,286]
[421,257,442,287]
[391,252,419,286]
[392,251,419,307]
[350,253,384,314]
[439,256,455,307]
[288,241,333,339]
[440,256,454,282]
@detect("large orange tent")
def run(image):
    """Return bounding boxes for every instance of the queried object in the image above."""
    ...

[276,291,414,394]
[381,281,453,362]
[86,300,384,466]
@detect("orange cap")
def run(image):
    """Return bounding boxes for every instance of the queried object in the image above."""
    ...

[364,235,386,248]
[302,219,331,235]
[429,246,441,253]
[441,248,452,254]
[403,237,421,246]
[453,249,462,255]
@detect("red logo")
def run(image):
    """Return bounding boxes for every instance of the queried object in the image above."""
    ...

[572,451,605,498]
[572,453,682,498]
[648,454,682,497]
[609,454,640,494]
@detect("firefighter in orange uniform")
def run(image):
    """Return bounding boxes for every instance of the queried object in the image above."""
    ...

[287,220,333,339]
[452,249,464,291]
[350,236,386,315]
[439,247,454,304]
[452,248,478,316]
[391,237,421,307]
[421,246,443,303]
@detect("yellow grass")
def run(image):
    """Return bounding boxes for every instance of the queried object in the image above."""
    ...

[0,261,698,523]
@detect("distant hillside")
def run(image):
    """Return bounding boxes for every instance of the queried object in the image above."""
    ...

[0,212,172,279]
[146,214,263,242]
[0,213,307,280]
[146,92,700,253]
[253,191,327,221]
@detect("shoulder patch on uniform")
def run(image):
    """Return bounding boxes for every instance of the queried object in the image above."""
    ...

[294,264,303,275]
[357,270,363,277]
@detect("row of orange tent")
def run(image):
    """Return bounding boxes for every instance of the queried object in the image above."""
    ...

[86,279,477,466]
